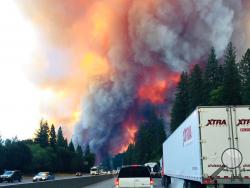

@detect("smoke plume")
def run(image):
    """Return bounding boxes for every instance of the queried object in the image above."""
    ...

[18,0,250,161]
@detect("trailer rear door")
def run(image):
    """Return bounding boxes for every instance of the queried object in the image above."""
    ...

[199,107,233,178]
[231,106,250,178]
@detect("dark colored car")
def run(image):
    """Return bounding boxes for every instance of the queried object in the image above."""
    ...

[0,170,22,183]
[33,172,55,182]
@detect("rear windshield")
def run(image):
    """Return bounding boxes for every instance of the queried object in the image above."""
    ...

[3,171,14,175]
[118,166,150,178]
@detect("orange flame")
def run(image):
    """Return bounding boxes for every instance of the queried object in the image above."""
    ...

[118,117,138,153]
[138,80,168,104]
[138,72,180,104]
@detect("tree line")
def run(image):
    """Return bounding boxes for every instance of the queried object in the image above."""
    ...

[0,120,95,174]
[111,107,166,169]
[111,43,250,169]
[170,43,250,132]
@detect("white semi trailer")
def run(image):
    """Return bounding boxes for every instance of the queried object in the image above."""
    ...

[162,106,250,188]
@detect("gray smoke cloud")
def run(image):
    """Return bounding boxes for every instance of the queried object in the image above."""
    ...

[71,0,250,162]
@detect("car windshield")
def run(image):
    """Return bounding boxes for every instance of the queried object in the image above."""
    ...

[118,166,150,178]
[3,171,14,175]
[37,172,48,176]
[91,169,97,171]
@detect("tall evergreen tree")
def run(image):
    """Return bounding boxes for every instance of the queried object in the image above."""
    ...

[238,49,250,104]
[85,144,90,156]
[170,72,189,132]
[123,144,135,165]
[0,138,5,173]
[49,124,56,148]
[188,64,204,112]
[34,120,49,148]
[68,140,75,152]
[83,145,96,172]
[76,145,83,156]
[134,108,166,163]
[56,127,67,148]
[4,140,32,171]
[204,47,220,104]
[222,42,242,105]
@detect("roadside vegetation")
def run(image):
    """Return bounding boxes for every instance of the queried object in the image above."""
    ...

[0,120,95,174]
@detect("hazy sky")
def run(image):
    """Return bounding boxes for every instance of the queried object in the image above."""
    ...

[0,1,43,139]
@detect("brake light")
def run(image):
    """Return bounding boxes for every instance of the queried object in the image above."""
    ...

[150,177,154,185]
[132,164,139,167]
[115,178,119,186]
[203,178,214,184]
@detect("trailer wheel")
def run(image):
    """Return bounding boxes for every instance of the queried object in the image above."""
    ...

[164,176,171,188]
[183,180,192,188]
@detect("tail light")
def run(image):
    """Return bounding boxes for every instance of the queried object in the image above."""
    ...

[150,177,154,185]
[203,177,214,184]
[115,178,119,186]
[132,164,139,167]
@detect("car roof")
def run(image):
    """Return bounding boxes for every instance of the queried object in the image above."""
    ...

[121,165,145,168]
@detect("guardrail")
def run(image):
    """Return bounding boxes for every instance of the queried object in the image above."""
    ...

[2,174,114,188]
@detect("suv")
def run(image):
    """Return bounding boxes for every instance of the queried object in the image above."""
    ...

[90,166,99,175]
[115,165,154,188]
[0,170,22,183]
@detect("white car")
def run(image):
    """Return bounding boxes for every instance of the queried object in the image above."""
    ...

[33,172,55,182]
[90,166,99,175]
[115,165,154,188]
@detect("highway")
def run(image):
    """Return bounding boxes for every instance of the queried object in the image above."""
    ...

[0,176,164,188]
[0,174,90,187]
[85,178,164,188]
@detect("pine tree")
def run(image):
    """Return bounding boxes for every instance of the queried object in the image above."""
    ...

[83,144,95,172]
[68,140,75,152]
[133,108,166,163]
[49,124,56,148]
[238,49,250,104]
[204,47,220,104]
[189,64,204,112]
[124,144,135,165]
[222,42,242,105]
[76,145,83,156]
[56,127,67,148]
[85,144,90,156]
[34,120,49,148]
[170,72,189,132]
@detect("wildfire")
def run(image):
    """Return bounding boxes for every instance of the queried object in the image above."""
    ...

[17,0,245,160]
[138,79,168,104]
[138,72,180,104]
[90,2,113,43]
[118,117,138,154]
[80,52,110,78]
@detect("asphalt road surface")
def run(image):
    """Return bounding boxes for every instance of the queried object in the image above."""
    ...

[0,174,91,187]
[84,178,163,188]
